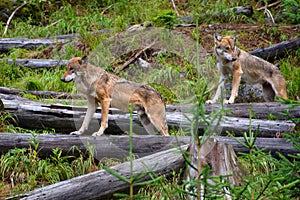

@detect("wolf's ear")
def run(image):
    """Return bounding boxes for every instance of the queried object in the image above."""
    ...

[81,55,88,64]
[214,34,222,42]
[231,35,236,42]
[70,54,75,58]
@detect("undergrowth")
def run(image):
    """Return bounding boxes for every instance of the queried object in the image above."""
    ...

[0,141,108,198]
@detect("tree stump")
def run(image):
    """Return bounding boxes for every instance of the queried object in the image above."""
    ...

[185,137,245,199]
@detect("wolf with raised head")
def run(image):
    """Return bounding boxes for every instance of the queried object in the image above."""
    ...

[206,34,287,104]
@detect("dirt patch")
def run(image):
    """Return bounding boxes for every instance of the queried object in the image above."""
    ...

[175,24,300,53]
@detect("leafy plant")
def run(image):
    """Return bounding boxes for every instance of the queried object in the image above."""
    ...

[153,10,178,29]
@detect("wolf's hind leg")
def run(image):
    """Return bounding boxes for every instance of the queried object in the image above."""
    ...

[262,82,275,102]
[137,107,159,135]
[145,104,169,136]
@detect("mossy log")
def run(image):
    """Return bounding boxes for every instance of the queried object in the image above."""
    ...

[0,29,108,52]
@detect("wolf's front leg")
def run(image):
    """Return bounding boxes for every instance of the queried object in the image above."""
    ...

[226,66,242,104]
[206,74,225,104]
[71,96,97,135]
[92,98,110,136]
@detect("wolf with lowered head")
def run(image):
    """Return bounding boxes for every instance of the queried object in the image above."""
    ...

[61,55,169,136]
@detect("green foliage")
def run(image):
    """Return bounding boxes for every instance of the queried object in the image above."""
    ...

[152,10,178,29]
[0,61,74,93]
[280,49,300,99]
[281,0,300,24]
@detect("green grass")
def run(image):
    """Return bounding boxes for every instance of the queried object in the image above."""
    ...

[0,63,73,93]
[280,49,300,99]
[0,142,106,198]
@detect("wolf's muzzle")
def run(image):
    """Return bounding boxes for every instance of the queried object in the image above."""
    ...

[61,73,76,82]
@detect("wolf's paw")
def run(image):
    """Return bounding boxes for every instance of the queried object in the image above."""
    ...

[92,126,106,137]
[70,130,83,135]
[92,131,104,137]
[224,99,234,104]
[205,100,215,104]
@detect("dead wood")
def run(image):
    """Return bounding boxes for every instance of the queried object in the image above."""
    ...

[185,138,244,199]
[206,6,253,19]
[229,6,253,16]
[2,88,299,121]
[256,1,281,11]
[4,58,68,68]
[168,102,300,120]
[14,145,188,200]
[0,133,297,160]
[2,98,295,137]
[0,29,110,52]
[0,133,190,159]
[171,0,180,16]
[115,41,156,74]
[0,86,84,99]
[3,1,30,36]
[249,37,300,61]
[0,37,70,52]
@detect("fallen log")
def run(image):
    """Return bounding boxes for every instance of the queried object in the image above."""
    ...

[0,133,190,160]
[249,37,300,61]
[168,102,300,120]
[167,112,294,137]
[0,38,70,52]
[4,58,68,68]
[14,145,188,200]
[230,6,253,16]
[0,133,297,160]
[203,6,253,20]
[0,29,110,52]
[2,90,300,120]
[2,99,295,137]
[0,87,84,99]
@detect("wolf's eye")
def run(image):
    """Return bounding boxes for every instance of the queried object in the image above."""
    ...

[225,47,230,50]
[69,67,74,71]
[217,46,221,49]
